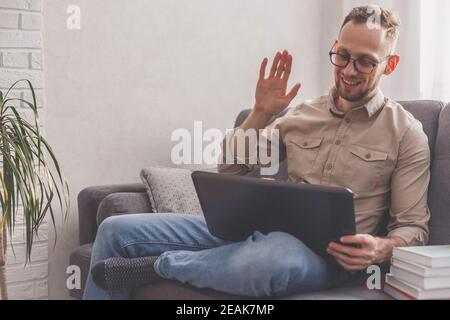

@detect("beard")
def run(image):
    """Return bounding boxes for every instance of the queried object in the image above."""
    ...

[335,73,381,102]
[336,83,369,101]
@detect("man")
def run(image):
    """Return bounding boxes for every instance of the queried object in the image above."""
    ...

[83,5,430,300]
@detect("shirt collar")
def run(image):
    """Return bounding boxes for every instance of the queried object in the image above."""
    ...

[328,87,386,118]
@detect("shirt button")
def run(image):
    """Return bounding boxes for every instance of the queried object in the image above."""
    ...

[327,164,333,170]
[335,140,341,146]
[365,153,372,159]
[302,142,308,147]
[345,118,351,123]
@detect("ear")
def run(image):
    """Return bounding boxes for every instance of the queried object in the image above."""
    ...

[384,55,400,75]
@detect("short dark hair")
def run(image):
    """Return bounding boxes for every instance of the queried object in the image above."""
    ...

[342,5,401,51]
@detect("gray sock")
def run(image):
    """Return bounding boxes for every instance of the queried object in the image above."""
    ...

[91,256,161,292]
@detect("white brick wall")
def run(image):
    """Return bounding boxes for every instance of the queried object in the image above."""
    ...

[2,51,29,68]
[0,0,47,300]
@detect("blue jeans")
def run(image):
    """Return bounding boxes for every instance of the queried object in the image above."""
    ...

[83,213,347,300]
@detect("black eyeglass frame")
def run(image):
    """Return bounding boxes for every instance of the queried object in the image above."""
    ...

[328,45,393,75]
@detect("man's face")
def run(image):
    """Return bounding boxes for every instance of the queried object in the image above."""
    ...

[333,21,392,102]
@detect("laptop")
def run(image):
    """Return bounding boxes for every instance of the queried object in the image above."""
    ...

[191,171,356,257]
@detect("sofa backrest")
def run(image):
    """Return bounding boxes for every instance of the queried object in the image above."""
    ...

[397,101,443,159]
[234,100,449,244]
[428,103,450,245]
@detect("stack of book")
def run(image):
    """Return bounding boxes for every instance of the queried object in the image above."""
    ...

[384,245,450,300]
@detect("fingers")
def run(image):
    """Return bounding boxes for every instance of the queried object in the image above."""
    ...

[269,52,282,78]
[335,258,367,272]
[328,242,371,259]
[340,235,372,246]
[268,50,293,80]
[328,246,372,272]
[259,57,268,81]
[275,50,288,79]
[327,247,372,266]
[281,54,293,81]
[286,83,301,101]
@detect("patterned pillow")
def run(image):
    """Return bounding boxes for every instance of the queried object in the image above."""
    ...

[140,166,216,215]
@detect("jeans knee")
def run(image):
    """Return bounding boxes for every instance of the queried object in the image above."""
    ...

[95,215,130,250]
[264,231,301,245]
[98,216,121,237]
[240,232,324,297]
[239,260,293,297]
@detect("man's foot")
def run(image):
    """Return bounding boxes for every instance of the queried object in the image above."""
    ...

[91,256,161,291]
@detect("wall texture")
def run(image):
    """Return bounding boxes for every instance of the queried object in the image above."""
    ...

[0,0,48,300]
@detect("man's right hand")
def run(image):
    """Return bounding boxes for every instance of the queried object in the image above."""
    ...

[254,50,301,117]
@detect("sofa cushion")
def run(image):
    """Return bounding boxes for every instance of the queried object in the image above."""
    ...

[140,167,210,215]
[130,279,391,300]
[97,192,153,226]
[131,279,246,300]
[77,184,148,244]
[428,103,450,245]
[285,285,392,300]
[69,244,93,299]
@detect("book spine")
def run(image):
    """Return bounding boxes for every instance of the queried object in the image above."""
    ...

[383,283,415,300]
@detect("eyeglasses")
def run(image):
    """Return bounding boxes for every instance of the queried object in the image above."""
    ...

[329,51,392,75]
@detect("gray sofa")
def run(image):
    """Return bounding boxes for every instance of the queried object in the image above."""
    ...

[69,100,450,300]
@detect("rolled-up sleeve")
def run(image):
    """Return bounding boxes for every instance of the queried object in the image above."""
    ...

[217,127,260,176]
[217,113,288,177]
[387,120,431,246]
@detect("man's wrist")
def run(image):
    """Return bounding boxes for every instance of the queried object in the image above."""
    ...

[374,236,408,264]
[251,108,273,122]
[239,108,273,131]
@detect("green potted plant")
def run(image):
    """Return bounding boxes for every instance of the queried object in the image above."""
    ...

[0,80,69,300]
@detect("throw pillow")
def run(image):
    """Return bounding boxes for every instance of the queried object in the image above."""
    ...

[140,166,216,215]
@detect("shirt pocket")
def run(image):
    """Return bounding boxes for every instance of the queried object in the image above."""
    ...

[344,144,389,195]
[286,135,324,179]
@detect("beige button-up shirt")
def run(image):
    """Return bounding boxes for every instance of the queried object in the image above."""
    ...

[219,88,431,246]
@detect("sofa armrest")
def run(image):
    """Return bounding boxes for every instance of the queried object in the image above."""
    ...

[77,183,148,245]
[97,192,153,226]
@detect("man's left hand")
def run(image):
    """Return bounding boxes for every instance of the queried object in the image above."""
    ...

[327,234,406,272]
